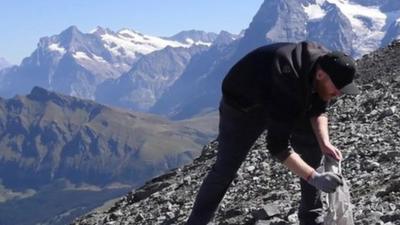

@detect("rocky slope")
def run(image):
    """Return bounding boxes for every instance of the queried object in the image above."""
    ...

[72,40,400,225]
[0,86,218,225]
[0,86,216,190]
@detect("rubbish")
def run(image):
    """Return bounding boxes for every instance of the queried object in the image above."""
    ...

[322,156,355,225]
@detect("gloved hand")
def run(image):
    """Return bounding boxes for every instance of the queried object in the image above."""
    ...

[307,171,343,193]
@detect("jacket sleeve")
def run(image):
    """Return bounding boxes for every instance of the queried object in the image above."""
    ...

[306,93,328,118]
[266,120,294,162]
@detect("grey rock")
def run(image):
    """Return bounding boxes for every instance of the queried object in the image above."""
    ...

[262,203,281,218]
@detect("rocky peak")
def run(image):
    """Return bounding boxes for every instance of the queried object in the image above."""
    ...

[307,1,354,54]
[59,25,84,44]
[169,30,218,45]
[27,86,69,105]
[212,31,239,46]
[27,86,104,113]
[90,26,115,36]
[238,0,308,54]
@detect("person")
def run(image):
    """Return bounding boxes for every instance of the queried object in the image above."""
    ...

[185,41,359,225]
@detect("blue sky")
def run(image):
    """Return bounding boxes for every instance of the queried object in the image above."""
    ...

[0,1,264,64]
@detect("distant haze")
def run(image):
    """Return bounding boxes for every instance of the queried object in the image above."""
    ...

[0,57,12,69]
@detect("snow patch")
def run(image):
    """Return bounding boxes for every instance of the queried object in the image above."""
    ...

[73,51,109,65]
[303,3,326,20]
[48,43,66,54]
[100,29,190,59]
[184,38,212,46]
[327,0,385,29]
[73,51,91,60]
[194,41,212,47]
[326,0,387,57]
[89,28,99,33]
[185,38,195,45]
[93,55,108,63]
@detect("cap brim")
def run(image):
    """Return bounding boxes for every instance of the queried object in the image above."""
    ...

[339,82,359,95]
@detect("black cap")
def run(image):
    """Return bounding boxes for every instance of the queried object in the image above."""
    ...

[318,51,359,95]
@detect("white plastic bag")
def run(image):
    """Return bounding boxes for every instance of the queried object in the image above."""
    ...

[322,156,355,225]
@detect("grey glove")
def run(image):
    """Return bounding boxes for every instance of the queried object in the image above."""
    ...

[307,171,343,193]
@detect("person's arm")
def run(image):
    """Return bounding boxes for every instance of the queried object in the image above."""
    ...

[310,113,342,160]
[282,151,343,193]
[266,118,343,193]
[282,151,315,180]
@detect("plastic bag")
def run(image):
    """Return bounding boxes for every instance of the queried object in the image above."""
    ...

[322,156,355,225]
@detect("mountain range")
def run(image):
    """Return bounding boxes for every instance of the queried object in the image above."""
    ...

[0,86,215,188]
[0,26,233,106]
[2,1,398,119]
[0,86,218,225]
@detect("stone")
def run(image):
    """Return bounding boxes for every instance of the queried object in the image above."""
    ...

[262,203,280,217]
[247,165,256,172]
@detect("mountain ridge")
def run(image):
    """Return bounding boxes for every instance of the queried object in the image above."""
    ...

[0,26,220,100]
[0,86,216,189]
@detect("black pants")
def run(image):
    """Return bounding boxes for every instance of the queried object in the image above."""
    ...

[186,99,323,225]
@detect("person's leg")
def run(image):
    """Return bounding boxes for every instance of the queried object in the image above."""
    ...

[186,100,267,225]
[291,120,323,225]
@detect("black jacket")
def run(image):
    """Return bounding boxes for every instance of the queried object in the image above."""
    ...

[221,41,330,160]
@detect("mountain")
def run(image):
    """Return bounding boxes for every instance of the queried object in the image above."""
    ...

[0,86,216,188]
[0,57,11,70]
[168,30,219,45]
[95,45,209,111]
[96,31,236,112]
[0,58,12,91]
[72,40,400,225]
[150,0,400,120]
[0,86,217,225]
[150,36,240,119]
[0,26,203,100]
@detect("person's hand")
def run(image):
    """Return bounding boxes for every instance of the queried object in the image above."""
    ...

[307,171,343,193]
[321,142,342,161]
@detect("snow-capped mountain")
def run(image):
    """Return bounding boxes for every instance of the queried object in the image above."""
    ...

[91,26,193,74]
[0,26,214,100]
[95,45,209,111]
[238,0,400,57]
[151,0,400,119]
[168,30,219,45]
[95,31,237,111]
[2,0,399,118]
